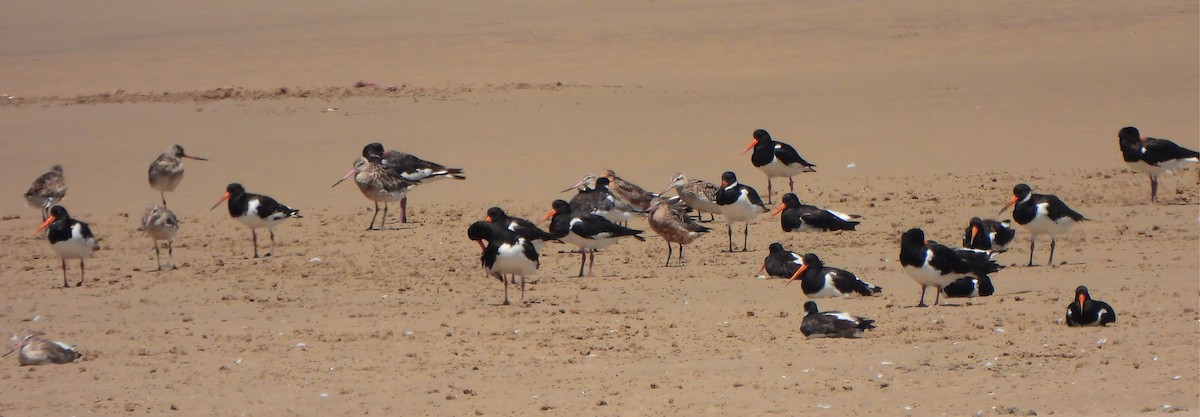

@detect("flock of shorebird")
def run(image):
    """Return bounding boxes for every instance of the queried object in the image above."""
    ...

[11,126,1196,362]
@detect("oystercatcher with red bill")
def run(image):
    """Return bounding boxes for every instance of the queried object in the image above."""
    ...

[715,171,769,252]
[740,129,816,204]
[1065,286,1116,327]
[148,144,207,208]
[35,205,99,288]
[544,199,645,277]
[784,252,881,298]
[900,228,1002,307]
[467,222,539,305]
[759,243,803,279]
[999,183,1088,267]
[211,183,302,258]
[962,217,1015,252]
[1118,126,1199,203]
[800,301,876,339]
[564,176,642,224]
[771,192,860,232]
[484,206,557,251]
[362,143,464,223]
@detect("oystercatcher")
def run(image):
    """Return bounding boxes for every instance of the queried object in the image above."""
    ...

[1065,286,1116,327]
[3,333,81,366]
[211,183,302,258]
[661,172,721,222]
[941,276,995,298]
[484,206,557,251]
[715,171,769,252]
[361,142,465,223]
[800,301,876,339]
[148,144,207,207]
[467,222,539,305]
[24,165,66,221]
[35,205,98,288]
[564,176,642,224]
[740,129,816,203]
[759,243,803,279]
[333,156,417,230]
[138,205,179,271]
[899,228,1002,307]
[962,217,1015,252]
[646,197,711,266]
[1118,126,1199,203]
[544,200,645,277]
[999,184,1088,266]
[784,253,882,298]
[771,192,860,232]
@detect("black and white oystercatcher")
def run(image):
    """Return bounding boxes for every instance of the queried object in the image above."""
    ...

[35,205,98,288]
[544,199,645,277]
[148,144,207,207]
[771,192,860,232]
[564,176,642,224]
[784,252,882,298]
[467,222,539,305]
[211,183,302,258]
[759,243,803,279]
[1117,126,1199,203]
[485,207,557,251]
[800,301,876,339]
[715,171,769,252]
[962,217,1015,252]
[899,228,1002,307]
[24,165,66,221]
[999,184,1088,266]
[1065,286,1116,327]
[362,142,465,223]
[740,129,816,204]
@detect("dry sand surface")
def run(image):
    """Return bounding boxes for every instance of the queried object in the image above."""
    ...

[1,1,1197,415]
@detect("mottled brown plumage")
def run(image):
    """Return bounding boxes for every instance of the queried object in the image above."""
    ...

[601,169,656,210]
[647,197,711,266]
[661,172,721,222]
[333,157,417,230]
[148,144,207,207]
[24,165,66,220]
[139,205,179,270]
[4,333,81,366]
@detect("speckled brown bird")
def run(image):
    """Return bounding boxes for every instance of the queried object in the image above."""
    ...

[647,197,711,266]
[601,169,656,210]
[24,165,67,221]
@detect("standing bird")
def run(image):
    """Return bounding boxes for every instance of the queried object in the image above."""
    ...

[484,206,557,251]
[332,157,417,230]
[784,253,882,298]
[1065,286,1117,327]
[661,172,722,222]
[139,205,179,271]
[147,144,208,207]
[962,217,1015,252]
[564,176,642,224]
[600,169,657,210]
[899,228,1002,307]
[544,200,645,277]
[740,129,816,204]
[715,171,769,252]
[362,143,465,223]
[24,165,67,221]
[210,183,302,258]
[771,192,860,232]
[3,333,81,366]
[799,301,876,339]
[467,222,539,305]
[999,184,1088,266]
[35,206,98,288]
[1117,126,1199,203]
[646,197,711,266]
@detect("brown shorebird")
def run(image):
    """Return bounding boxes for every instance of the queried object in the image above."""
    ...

[3,333,81,365]
[24,165,66,221]
[36,206,98,288]
[139,205,179,270]
[647,197,710,266]
[333,157,417,230]
[600,169,657,210]
[661,172,721,222]
[148,144,207,207]
[361,143,465,223]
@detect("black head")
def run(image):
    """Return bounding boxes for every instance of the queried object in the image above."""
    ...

[752,129,771,142]
[720,171,738,186]
[767,242,785,253]
[801,253,823,268]
[1118,126,1140,142]
[901,228,926,245]
[551,199,572,215]
[803,301,819,315]
[48,205,70,220]
[362,143,385,158]
[485,207,508,222]
[968,217,984,227]
[1074,286,1090,298]
[1012,183,1032,199]
[781,193,801,208]
[226,183,245,195]
[467,221,494,241]
[594,177,611,188]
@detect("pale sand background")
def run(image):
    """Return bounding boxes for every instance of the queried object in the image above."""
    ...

[0,1,1197,415]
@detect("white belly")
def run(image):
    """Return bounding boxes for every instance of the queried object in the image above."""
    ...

[806,274,846,298]
[758,158,810,178]
[491,244,538,276]
[51,237,95,260]
[720,196,762,223]
[562,232,619,251]
[1022,204,1075,236]
[902,264,962,288]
